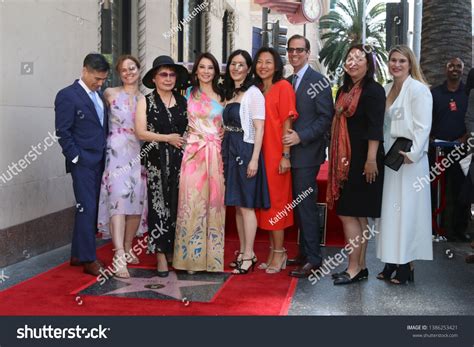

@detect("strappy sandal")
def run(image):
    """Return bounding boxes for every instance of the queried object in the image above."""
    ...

[229,250,243,269]
[265,248,287,274]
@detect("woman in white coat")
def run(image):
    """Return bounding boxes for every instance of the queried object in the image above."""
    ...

[376,45,433,284]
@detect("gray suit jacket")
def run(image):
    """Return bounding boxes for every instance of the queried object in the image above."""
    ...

[288,66,334,168]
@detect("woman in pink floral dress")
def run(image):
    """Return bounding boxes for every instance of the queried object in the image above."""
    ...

[173,53,226,273]
[97,55,147,278]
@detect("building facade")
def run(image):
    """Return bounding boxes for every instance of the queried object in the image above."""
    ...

[0,0,328,267]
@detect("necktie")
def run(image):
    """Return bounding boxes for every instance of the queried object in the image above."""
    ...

[292,74,299,91]
[89,91,104,126]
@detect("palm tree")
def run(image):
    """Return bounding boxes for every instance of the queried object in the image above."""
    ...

[318,0,387,83]
[421,0,472,87]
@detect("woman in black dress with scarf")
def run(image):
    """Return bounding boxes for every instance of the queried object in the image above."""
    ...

[135,56,188,277]
[327,44,385,285]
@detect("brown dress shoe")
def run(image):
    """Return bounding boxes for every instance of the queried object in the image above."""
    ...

[466,254,474,264]
[71,257,104,267]
[286,254,306,266]
[70,257,82,266]
[289,262,321,278]
[83,261,105,276]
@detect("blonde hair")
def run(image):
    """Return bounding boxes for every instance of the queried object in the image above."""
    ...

[389,45,429,86]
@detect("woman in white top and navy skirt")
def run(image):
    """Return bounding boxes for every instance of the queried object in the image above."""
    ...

[222,50,270,274]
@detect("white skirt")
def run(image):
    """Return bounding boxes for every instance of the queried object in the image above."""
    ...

[376,153,433,264]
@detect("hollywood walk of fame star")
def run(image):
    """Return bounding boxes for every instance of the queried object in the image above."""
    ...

[102,271,219,300]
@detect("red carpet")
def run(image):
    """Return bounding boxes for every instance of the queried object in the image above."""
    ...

[0,235,298,316]
[0,161,343,316]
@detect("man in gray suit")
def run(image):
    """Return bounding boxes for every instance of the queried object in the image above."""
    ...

[283,35,334,278]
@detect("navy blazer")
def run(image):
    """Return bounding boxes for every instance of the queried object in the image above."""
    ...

[288,66,334,168]
[54,80,108,172]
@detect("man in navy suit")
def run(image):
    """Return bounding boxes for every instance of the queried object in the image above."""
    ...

[283,35,334,278]
[55,53,110,276]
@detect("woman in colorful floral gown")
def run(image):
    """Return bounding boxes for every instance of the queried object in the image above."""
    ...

[173,53,226,273]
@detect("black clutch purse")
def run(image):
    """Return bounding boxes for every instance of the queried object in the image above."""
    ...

[384,137,413,171]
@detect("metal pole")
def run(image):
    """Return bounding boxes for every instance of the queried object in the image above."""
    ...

[413,0,423,61]
[262,7,269,47]
[362,0,366,44]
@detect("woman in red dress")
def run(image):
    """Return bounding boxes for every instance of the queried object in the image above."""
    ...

[254,47,298,274]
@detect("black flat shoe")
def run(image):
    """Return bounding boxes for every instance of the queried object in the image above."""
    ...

[156,270,169,278]
[376,263,397,280]
[331,268,348,279]
[333,269,367,285]
[360,268,369,279]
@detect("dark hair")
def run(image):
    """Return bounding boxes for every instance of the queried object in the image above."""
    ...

[190,52,224,102]
[223,50,254,100]
[466,68,474,96]
[341,44,375,92]
[83,53,110,72]
[288,34,310,51]
[253,47,284,86]
[115,55,140,73]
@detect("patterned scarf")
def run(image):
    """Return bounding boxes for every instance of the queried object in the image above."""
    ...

[327,83,363,209]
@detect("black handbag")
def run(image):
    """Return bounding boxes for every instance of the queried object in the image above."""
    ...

[384,137,413,171]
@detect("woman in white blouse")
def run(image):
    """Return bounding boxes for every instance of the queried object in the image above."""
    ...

[376,45,433,284]
[221,50,270,274]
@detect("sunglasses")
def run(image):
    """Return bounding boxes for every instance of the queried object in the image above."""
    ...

[286,47,307,54]
[157,72,177,78]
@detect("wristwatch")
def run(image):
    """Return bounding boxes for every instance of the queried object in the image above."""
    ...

[282,152,291,159]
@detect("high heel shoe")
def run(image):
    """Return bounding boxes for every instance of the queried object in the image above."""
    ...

[257,246,273,270]
[390,263,414,285]
[265,249,287,274]
[229,251,243,269]
[376,263,397,280]
[232,258,256,275]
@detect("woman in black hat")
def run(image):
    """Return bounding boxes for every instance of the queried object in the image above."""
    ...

[135,56,189,277]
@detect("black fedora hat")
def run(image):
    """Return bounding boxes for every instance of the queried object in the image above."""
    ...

[142,55,189,89]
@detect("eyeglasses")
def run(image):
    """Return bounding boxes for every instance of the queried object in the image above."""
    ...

[286,47,307,54]
[157,72,177,78]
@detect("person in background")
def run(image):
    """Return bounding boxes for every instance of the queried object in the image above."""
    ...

[97,55,148,278]
[430,57,470,242]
